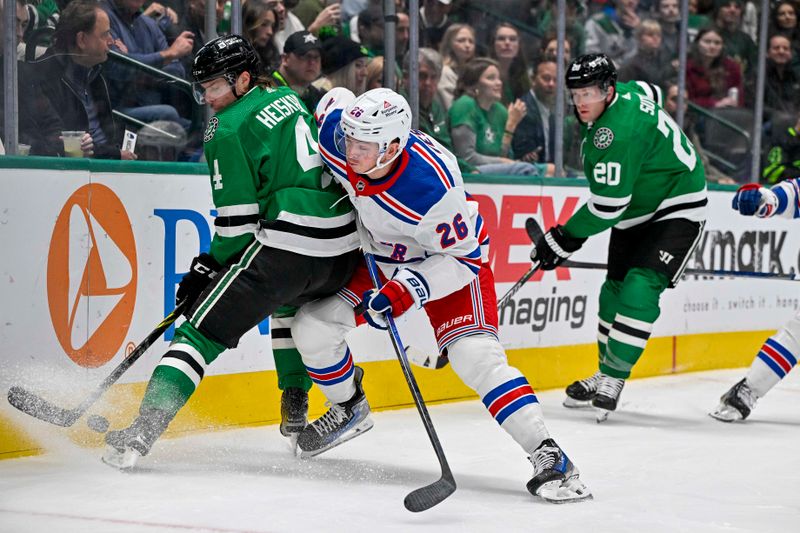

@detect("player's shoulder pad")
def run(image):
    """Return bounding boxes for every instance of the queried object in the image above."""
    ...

[315,87,356,127]
[619,80,664,107]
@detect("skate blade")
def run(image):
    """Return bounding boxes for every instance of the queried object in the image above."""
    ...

[563,397,593,409]
[709,404,743,422]
[285,433,300,456]
[101,445,142,470]
[538,476,594,504]
[299,417,374,458]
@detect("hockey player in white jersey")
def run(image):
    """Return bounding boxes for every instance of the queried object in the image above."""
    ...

[290,87,591,502]
[711,179,800,421]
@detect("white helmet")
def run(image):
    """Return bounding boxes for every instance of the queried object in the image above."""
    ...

[315,87,356,127]
[337,88,412,172]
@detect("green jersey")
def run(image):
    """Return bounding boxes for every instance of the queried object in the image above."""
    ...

[449,95,508,157]
[203,85,358,264]
[564,81,707,239]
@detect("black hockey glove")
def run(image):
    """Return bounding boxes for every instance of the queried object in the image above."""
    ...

[530,225,586,271]
[176,253,221,310]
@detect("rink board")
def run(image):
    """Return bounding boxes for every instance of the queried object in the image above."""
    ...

[0,158,797,458]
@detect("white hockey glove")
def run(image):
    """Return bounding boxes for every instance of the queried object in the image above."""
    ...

[731,183,778,218]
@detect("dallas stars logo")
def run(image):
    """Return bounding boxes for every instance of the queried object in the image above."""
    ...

[593,127,614,149]
[204,116,219,143]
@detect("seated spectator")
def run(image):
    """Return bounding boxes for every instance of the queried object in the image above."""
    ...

[538,33,572,64]
[771,0,800,62]
[746,34,800,118]
[664,79,735,184]
[420,0,452,50]
[533,0,587,58]
[438,23,476,109]
[656,0,681,59]
[686,27,743,108]
[713,0,756,74]
[102,0,194,127]
[448,57,551,176]
[271,30,325,112]
[355,3,383,56]
[395,11,409,60]
[273,0,342,52]
[243,0,280,70]
[315,35,369,95]
[618,19,676,87]
[489,23,530,104]
[365,55,383,90]
[584,0,640,67]
[512,59,579,168]
[762,113,800,184]
[20,0,136,159]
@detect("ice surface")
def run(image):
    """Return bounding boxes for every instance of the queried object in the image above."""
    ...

[1,368,798,533]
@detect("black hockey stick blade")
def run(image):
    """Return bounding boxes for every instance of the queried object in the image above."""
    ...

[404,475,457,513]
[525,217,544,245]
[7,386,81,427]
[7,301,187,427]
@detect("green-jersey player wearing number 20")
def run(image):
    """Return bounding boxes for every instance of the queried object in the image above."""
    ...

[531,53,707,422]
[102,35,361,469]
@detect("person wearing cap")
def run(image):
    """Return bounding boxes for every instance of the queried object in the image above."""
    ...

[420,0,452,50]
[314,35,370,95]
[272,30,326,112]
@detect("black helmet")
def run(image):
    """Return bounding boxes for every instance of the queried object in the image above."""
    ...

[565,53,617,91]
[192,35,260,84]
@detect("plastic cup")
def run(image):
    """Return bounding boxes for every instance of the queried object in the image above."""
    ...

[62,131,85,158]
[17,144,30,156]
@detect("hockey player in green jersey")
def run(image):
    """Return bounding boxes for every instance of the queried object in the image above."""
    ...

[531,53,707,421]
[103,35,361,468]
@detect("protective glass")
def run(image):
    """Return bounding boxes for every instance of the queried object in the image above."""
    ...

[334,122,378,159]
[568,86,609,106]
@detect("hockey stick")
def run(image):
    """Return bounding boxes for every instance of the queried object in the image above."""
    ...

[363,252,456,512]
[7,301,187,427]
[524,217,799,281]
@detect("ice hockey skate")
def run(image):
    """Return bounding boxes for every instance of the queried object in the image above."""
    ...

[297,366,373,458]
[593,374,625,422]
[563,371,602,408]
[710,378,758,422]
[279,387,308,450]
[102,409,172,470]
[527,439,592,503]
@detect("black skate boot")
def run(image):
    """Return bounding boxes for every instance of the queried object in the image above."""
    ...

[592,373,625,422]
[279,387,309,437]
[102,408,173,470]
[527,439,592,503]
[563,371,601,408]
[709,378,758,422]
[298,366,373,458]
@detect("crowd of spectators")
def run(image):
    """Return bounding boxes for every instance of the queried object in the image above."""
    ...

[3,0,800,182]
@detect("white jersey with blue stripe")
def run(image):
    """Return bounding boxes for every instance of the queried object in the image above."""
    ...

[772,178,800,219]
[318,108,489,304]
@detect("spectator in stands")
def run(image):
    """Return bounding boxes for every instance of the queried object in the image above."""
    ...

[420,0,452,50]
[771,0,800,61]
[619,19,676,87]
[664,79,735,184]
[584,0,640,67]
[762,113,800,183]
[395,11,410,60]
[293,0,342,36]
[539,33,572,64]
[355,4,383,56]
[534,0,587,58]
[316,34,369,94]
[22,0,136,159]
[273,0,342,52]
[448,57,551,176]
[243,0,280,70]
[271,30,325,112]
[438,23,476,109]
[686,27,743,108]
[748,34,800,118]
[489,23,530,104]
[656,0,680,59]
[511,59,557,164]
[713,0,757,74]
[365,55,384,89]
[102,0,194,127]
